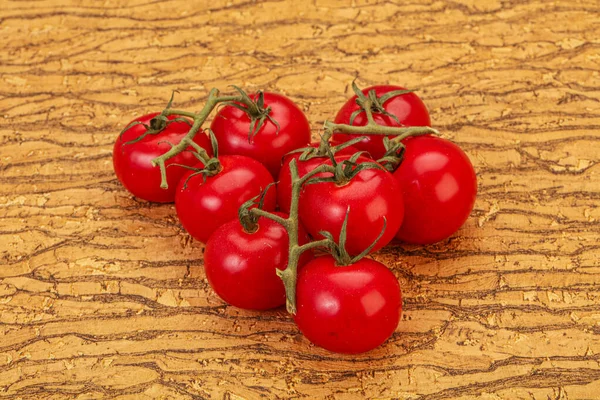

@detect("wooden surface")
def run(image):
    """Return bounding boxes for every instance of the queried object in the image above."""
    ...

[1,0,599,399]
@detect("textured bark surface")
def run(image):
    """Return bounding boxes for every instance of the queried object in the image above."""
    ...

[1,0,599,399]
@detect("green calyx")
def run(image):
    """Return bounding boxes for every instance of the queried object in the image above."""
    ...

[222,85,281,143]
[376,126,438,172]
[319,208,388,266]
[377,137,406,172]
[169,129,222,188]
[306,150,384,186]
[349,81,413,125]
[120,91,193,146]
[170,158,222,189]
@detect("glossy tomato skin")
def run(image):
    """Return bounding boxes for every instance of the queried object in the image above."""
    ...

[294,255,401,354]
[210,92,311,178]
[204,212,312,310]
[113,112,212,203]
[175,155,276,243]
[332,85,431,160]
[394,135,477,244]
[298,155,404,255]
[276,142,359,214]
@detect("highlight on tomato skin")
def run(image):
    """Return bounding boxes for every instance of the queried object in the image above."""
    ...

[113,112,212,203]
[393,135,477,245]
[293,255,402,354]
[204,212,313,310]
[210,92,312,178]
[174,155,276,244]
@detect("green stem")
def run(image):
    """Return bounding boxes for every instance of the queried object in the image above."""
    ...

[187,140,212,163]
[299,238,331,253]
[362,97,377,125]
[162,109,198,119]
[250,208,289,228]
[248,161,335,314]
[280,162,336,313]
[324,120,438,138]
[316,133,331,154]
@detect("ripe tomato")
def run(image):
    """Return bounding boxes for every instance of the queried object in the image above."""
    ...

[113,112,211,203]
[294,255,401,354]
[394,135,477,244]
[210,92,311,178]
[276,142,359,214]
[332,85,431,160]
[175,155,276,243]
[298,155,404,255]
[204,212,312,310]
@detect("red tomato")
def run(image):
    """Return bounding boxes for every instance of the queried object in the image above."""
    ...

[113,112,211,203]
[210,92,311,178]
[294,255,401,354]
[175,155,276,243]
[276,142,359,214]
[333,85,431,160]
[298,155,404,255]
[204,212,312,310]
[394,135,477,244]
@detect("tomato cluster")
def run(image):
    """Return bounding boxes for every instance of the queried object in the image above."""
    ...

[112,84,477,354]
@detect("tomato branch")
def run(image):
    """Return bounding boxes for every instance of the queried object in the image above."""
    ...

[322,92,438,142]
[150,89,250,189]
[323,120,438,140]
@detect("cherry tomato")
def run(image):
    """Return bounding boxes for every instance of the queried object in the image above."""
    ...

[294,255,401,354]
[276,142,359,214]
[204,212,312,310]
[298,155,404,255]
[394,135,477,244]
[210,92,311,178]
[333,85,431,160]
[113,112,211,203]
[175,155,276,243]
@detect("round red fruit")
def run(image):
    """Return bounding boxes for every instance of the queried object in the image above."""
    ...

[394,135,477,244]
[211,92,311,178]
[175,155,276,243]
[294,255,402,354]
[113,113,211,202]
[298,155,404,255]
[204,212,312,310]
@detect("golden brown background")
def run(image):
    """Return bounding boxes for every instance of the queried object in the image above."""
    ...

[1,0,599,399]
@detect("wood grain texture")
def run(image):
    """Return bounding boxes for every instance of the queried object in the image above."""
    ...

[1,0,599,398]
